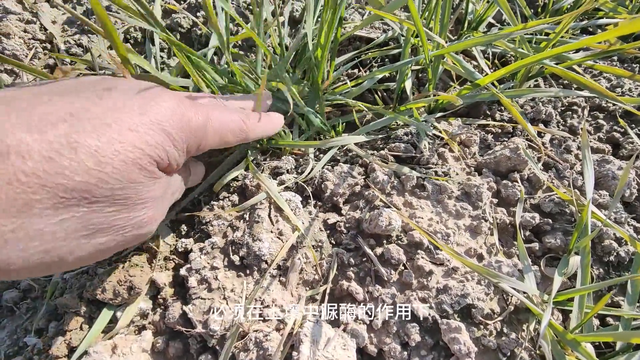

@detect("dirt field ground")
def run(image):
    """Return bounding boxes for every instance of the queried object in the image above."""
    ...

[2,1,640,359]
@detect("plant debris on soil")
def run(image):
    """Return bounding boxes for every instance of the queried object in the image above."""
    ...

[3,0,640,360]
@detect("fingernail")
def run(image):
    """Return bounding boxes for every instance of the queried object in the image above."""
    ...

[252,90,272,112]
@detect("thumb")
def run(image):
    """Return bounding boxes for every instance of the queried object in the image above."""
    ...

[177,158,206,188]
[158,158,206,208]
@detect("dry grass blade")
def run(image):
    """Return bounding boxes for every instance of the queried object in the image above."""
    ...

[322,251,339,307]
[355,234,390,281]
[285,255,302,292]
[618,116,640,146]
[167,2,209,33]
[37,7,64,49]
[221,158,319,360]
[102,230,170,342]
[301,147,338,182]
[280,298,308,360]
[497,93,541,148]
[541,254,580,279]
[248,158,304,230]
[52,0,105,37]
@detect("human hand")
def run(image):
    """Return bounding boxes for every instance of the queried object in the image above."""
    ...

[0,76,284,280]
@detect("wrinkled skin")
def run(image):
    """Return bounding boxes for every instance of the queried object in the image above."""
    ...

[0,76,284,280]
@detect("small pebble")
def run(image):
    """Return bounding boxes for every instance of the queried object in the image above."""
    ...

[176,238,194,252]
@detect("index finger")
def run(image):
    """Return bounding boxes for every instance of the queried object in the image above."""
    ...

[183,100,285,157]
[181,91,274,112]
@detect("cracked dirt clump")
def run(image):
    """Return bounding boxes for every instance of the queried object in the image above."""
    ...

[176,194,304,349]
[0,0,49,84]
[363,208,402,235]
[83,330,154,360]
[317,164,363,207]
[233,330,282,360]
[592,154,638,202]
[0,0,101,85]
[383,244,406,265]
[476,138,529,177]
[439,319,477,360]
[294,320,357,360]
[84,254,152,306]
